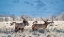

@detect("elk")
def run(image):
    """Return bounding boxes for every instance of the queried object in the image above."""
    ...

[10,18,29,32]
[32,18,54,31]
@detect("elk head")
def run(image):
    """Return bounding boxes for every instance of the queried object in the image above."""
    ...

[33,20,38,24]
[22,18,29,26]
[41,17,54,25]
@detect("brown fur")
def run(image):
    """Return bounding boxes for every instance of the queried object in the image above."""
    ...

[10,19,29,32]
[32,21,54,31]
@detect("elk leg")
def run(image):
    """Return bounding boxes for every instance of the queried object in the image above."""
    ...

[32,28,34,31]
[32,27,38,31]
[15,27,18,32]
[15,29,18,32]
[18,28,22,32]
[35,28,38,31]
[32,25,35,31]
[21,28,24,32]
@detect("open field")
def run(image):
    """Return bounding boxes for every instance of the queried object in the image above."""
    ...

[0,21,64,37]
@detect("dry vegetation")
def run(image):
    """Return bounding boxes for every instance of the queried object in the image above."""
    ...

[0,14,64,37]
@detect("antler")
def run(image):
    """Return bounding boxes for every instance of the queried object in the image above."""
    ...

[41,17,44,21]
[21,16,25,20]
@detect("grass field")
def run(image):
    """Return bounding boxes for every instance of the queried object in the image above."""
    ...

[0,21,64,37]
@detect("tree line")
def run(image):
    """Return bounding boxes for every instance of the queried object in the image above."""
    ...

[0,13,64,22]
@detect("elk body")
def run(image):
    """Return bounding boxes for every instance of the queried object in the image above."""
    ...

[10,19,29,32]
[32,19,54,31]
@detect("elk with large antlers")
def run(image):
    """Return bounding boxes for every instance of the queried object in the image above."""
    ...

[10,18,29,32]
[32,18,54,31]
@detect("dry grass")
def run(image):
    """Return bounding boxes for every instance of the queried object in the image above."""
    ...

[0,21,64,37]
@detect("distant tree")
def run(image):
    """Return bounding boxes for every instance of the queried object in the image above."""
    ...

[21,15,33,21]
[49,15,57,21]
[58,13,64,21]
[11,14,15,21]
[61,14,64,21]
[5,17,9,22]
[0,17,3,22]
[0,14,11,22]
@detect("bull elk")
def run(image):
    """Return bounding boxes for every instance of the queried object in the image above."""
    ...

[32,18,54,31]
[10,18,29,32]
